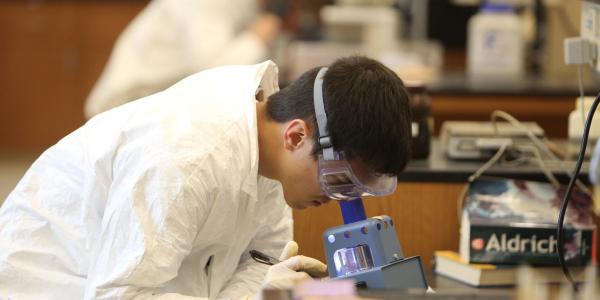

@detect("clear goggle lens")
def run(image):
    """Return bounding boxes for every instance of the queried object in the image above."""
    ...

[318,152,397,201]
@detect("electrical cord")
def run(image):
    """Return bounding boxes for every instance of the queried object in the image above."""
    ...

[456,109,596,233]
[578,64,586,128]
[514,144,560,187]
[456,141,562,219]
[456,143,509,221]
[557,91,600,292]
[490,110,591,195]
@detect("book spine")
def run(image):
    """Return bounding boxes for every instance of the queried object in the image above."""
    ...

[467,225,595,265]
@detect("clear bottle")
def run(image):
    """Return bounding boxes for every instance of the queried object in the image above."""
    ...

[467,2,524,78]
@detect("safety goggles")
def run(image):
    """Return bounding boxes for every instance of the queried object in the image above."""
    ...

[313,68,397,201]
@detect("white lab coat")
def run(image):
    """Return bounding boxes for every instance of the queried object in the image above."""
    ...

[0,61,292,299]
[85,0,267,118]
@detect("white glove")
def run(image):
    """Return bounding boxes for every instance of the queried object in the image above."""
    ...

[261,241,328,290]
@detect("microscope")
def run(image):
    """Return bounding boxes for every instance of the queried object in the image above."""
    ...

[322,198,428,289]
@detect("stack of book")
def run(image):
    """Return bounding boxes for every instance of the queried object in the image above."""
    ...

[434,177,596,287]
[434,251,587,287]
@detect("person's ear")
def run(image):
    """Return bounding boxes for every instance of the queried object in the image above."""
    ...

[282,119,309,151]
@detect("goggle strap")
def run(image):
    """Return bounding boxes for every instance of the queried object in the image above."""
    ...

[314,67,332,159]
[323,147,335,161]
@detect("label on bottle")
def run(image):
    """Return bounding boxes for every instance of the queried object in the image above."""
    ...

[474,29,520,68]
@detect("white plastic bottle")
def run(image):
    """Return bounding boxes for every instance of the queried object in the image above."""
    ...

[467,3,524,78]
[568,97,600,139]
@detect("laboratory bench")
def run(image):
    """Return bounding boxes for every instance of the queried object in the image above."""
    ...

[429,71,600,97]
[400,139,590,184]
[293,138,598,273]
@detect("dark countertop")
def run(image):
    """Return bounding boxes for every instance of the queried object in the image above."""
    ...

[265,272,514,300]
[358,270,513,299]
[399,139,590,184]
[428,72,600,97]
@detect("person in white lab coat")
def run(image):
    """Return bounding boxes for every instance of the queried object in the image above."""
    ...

[0,56,413,299]
[85,0,289,118]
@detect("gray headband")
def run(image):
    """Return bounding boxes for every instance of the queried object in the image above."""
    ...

[313,67,334,160]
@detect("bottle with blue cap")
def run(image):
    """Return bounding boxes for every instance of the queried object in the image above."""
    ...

[467,1,524,78]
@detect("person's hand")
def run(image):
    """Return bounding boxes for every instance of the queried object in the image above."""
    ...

[261,241,328,290]
[249,13,282,45]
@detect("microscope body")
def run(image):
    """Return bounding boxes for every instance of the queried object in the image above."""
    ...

[322,199,428,289]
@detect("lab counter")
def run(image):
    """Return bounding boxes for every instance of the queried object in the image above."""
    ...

[399,139,590,184]
[266,272,514,300]
[429,71,600,97]
[358,277,512,300]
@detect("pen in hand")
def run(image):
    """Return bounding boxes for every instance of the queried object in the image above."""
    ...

[250,248,331,280]
[249,249,281,266]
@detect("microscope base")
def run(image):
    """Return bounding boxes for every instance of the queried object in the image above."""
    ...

[333,255,428,290]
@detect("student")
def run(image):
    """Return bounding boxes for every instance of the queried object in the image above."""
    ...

[0,56,412,299]
[85,0,288,118]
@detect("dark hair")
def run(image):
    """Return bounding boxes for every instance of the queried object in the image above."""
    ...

[266,56,411,176]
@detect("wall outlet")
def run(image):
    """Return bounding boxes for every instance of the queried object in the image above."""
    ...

[565,37,596,64]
